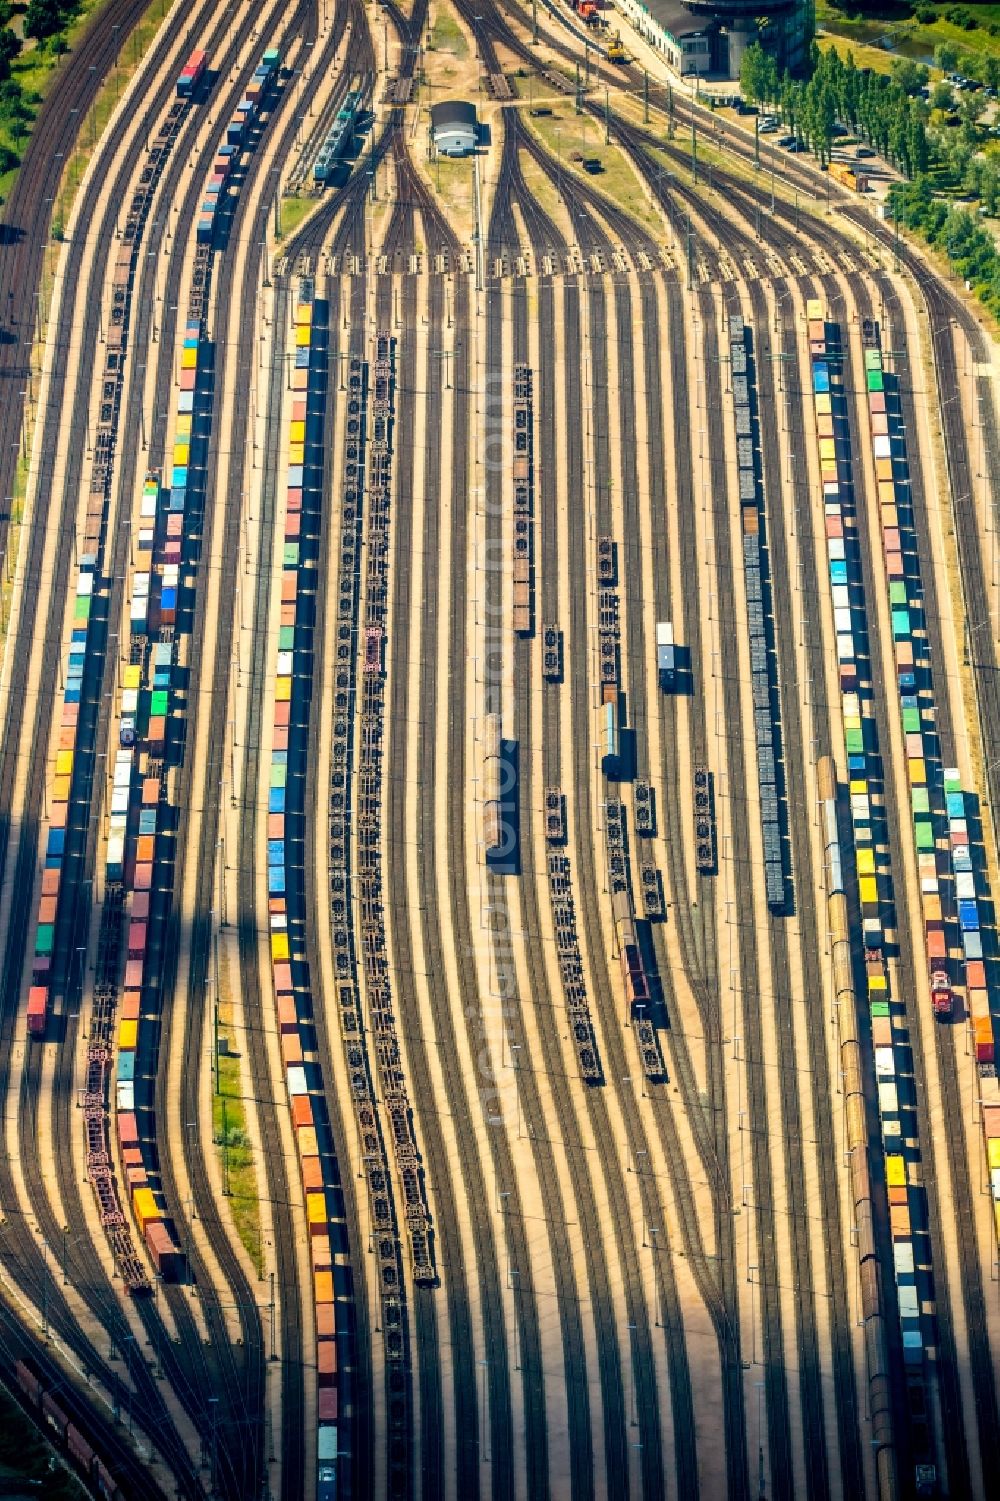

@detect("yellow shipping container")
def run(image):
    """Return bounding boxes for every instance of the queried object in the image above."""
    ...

[849,779,868,796]
[806,297,823,322]
[885,1155,906,1187]
[288,443,305,467]
[56,750,74,776]
[987,1137,1000,1171]
[867,974,887,993]
[908,758,927,786]
[180,347,197,370]
[175,413,192,437]
[53,775,72,802]
[298,1126,319,1157]
[295,325,311,347]
[290,420,306,444]
[173,443,190,468]
[306,1192,327,1227]
[858,875,878,906]
[295,303,312,325]
[133,1186,160,1233]
[814,394,832,416]
[819,438,836,462]
[994,1201,1000,1241]
[275,677,291,702]
[856,849,876,877]
[123,665,142,689]
[271,932,290,962]
[118,1018,138,1050]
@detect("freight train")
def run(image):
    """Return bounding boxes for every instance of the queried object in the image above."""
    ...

[313,88,363,183]
[810,303,938,1494]
[197,47,281,244]
[14,1360,128,1500]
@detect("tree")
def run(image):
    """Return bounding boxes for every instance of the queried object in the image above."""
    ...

[959,91,987,130]
[930,80,955,113]
[739,42,774,108]
[984,56,1000,94]
[891,58,929,97]
[934,41,960,75]
[24,0,68,43]
[0,27,17,83]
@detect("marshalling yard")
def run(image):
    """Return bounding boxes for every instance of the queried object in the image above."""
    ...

[0,0,999,1499]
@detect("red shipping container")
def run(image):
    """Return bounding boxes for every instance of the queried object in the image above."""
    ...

[286,489,302,513]
[274,702,290,727]
[41,869,60,897]
[274,962,293,994]
[121,991,141,1020]
[869,392,886,414]
[124,959,144,989]
[870,413,889,436]
[886,552,904,579]
[272,727,289,752]
[62,703,79,725]
[268,814,285,840]
[38,896,57,924]
[292,1095,314,1128]
[27,987,47,1035]
[981,1104,1000,1138]
[131,892,150,921]
[128,922,147,957]
[32,956,51,978]
[284,514,301,539]
[318,1389,338,1421]
[926,928,946,960]
[126,1166,148,1190]
[825,515,843,538]
[134,863,153,891]
[142,778,160,805]
[966,961,987,990]
[883,528,900,553]
[118,1112,140,1147]
[49,803,67,830]
[122,1147,143,1167]
[180,368,196,392]
[292,400,307,422]
[302,1156,323,1190]
[281,576,297,604]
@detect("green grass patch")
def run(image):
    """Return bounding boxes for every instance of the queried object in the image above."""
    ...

[212,1050,264,1279]
[277,192,315,240]
[817,31,899,74]
[428,7,469,58]
[524,107,664,233]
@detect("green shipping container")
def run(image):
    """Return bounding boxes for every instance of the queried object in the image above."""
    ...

[35,923,54,956]
[73,597,91,622]
[914,820,933,851]
[150,691,169,717]
[889,581,907,606]
[867,370,884,392]
[279,626,295,651]
[864,350,882,371]
[870,1001,891,1018]
[911,788,930,815]
[902,708,921,734]
[269,764,287,789]
[283,544,299,568]
[846,727,865,755]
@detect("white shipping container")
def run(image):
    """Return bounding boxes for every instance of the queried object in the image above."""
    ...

[831,585,851,611]
[956,872,976,900]
[277,651,294,677]
[286,1065,308,1096]
[874,1046,895,1077]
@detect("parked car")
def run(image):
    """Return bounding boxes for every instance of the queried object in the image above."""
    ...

[855,146,875,159]
[777,134,795,147]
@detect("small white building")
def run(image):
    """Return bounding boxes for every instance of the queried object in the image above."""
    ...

[431,100,478,157]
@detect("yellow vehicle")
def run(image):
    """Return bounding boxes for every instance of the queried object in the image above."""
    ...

[829,159,868,193]
[607,29,627,63]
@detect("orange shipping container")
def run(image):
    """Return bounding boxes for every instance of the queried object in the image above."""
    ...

[316,1304,336,1338]
[314,1271,334,1304]
[38,896,57,925]
[41,869,60,897]
[317,1340,337,1381]
[281,1032,303,1067]
[302,1156,323,1191]
[292,1095,314,1128]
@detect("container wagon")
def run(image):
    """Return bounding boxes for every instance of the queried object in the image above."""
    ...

[176,49,208,98]
[601,700,618,778]
[612,888,649,1012]
[656,621,674,690]
[829,160,867,192]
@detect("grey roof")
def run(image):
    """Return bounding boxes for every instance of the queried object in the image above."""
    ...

[639,0,708,38]
[430,100,478,130]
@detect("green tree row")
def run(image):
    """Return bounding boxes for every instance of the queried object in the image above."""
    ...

[740,42,932,173]
[889,174,1000,319]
